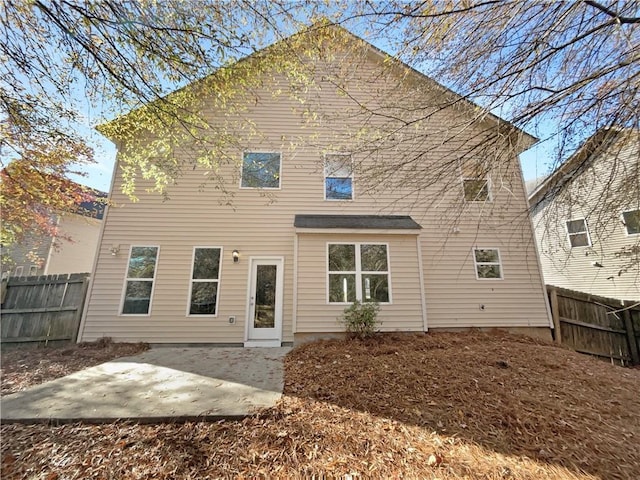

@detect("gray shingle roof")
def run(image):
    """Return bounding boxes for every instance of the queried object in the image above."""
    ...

[294,214,422,230]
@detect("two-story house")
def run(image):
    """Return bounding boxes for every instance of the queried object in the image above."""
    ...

[529,128,640,301]
[2,187,106,277]
[78,24,552,346]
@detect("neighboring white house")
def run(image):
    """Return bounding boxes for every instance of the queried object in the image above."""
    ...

[2,191,106,277]
[78,24,553,346]
[529,128,640,301]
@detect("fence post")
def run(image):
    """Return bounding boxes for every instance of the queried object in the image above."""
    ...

[72,274,91,343]
[0,276,7,305]
[549,287,562,344]
[622,303,640,365]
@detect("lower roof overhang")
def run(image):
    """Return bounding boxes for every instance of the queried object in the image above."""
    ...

[294,214,422,235]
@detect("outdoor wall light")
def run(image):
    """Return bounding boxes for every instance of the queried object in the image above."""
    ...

[232,250,240,263]
[110,245,121,256]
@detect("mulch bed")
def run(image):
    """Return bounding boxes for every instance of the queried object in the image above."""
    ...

[1,338,149,395]
[2,331,639,479]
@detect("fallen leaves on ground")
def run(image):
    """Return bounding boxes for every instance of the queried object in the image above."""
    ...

[1,338,149,395]
[2,331,639,479]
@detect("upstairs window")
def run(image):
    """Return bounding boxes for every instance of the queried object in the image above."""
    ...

[566,219,591,247]
[121,246,159,315]
[622,209,640,235]
[188,247,222,316]
[473,248,503,279]
[324,153,353,200]
[328,243,390,303]
[241,152,281,189]
[463,178,491,201]
[461,158,491,202]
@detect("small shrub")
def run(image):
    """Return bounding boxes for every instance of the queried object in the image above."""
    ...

[339,300,381,339]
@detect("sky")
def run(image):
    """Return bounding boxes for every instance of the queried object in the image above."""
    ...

[70,129,117,194]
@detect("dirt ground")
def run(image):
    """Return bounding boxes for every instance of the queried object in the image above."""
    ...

[1,338,149,395]
[2,331,639,479]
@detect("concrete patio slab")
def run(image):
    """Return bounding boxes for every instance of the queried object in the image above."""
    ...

[1,347,290,423]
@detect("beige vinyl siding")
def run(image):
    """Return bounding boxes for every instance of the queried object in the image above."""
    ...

[83,225,296,343]
[296,233,424,332]
[1,235,51,277]
[422,231,550,327]
[532,138,640,301]
[46,214,101,274]
[81,39,550,342]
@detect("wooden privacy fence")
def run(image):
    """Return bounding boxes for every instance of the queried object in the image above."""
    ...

[1,273,90,345]
[547,285,640,366]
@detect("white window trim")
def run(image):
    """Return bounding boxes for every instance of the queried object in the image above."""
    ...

[186,246,223,317]
[326,242,392,305]
[14,266,23,277]
[462,176,493,203]
[239,151,282,190]
[119,245,160,317]
[29,265,38,276]
[473,247,504,280]
[323,152,354,201]
[621,209,640,236]
[566,218,592,248]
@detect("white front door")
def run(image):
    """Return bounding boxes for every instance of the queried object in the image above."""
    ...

[245,258,283,346]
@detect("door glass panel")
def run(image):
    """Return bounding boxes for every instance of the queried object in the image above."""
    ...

[254,264,277,329]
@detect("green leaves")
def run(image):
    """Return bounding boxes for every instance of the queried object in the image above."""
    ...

[339,300,381,339]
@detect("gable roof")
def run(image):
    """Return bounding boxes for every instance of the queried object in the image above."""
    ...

[98,22,536,151]
[528,128,631,206]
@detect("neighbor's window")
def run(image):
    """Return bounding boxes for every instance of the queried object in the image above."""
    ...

[29,265,37,276]
[622,209,640,235]
[566,219,591,247]
[463,178,491,201]
[328,243,390,303]
[241,152,281,188]
[325,153,353,200]
[188,247,222,315]
[122,246,159,315]
[14,266,23,277]
[473,248,503,279]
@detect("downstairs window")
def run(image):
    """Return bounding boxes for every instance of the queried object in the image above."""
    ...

[473,248,503,279]
[188,247,222,315]
[328,243,390,303]
[121,246,159,315]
